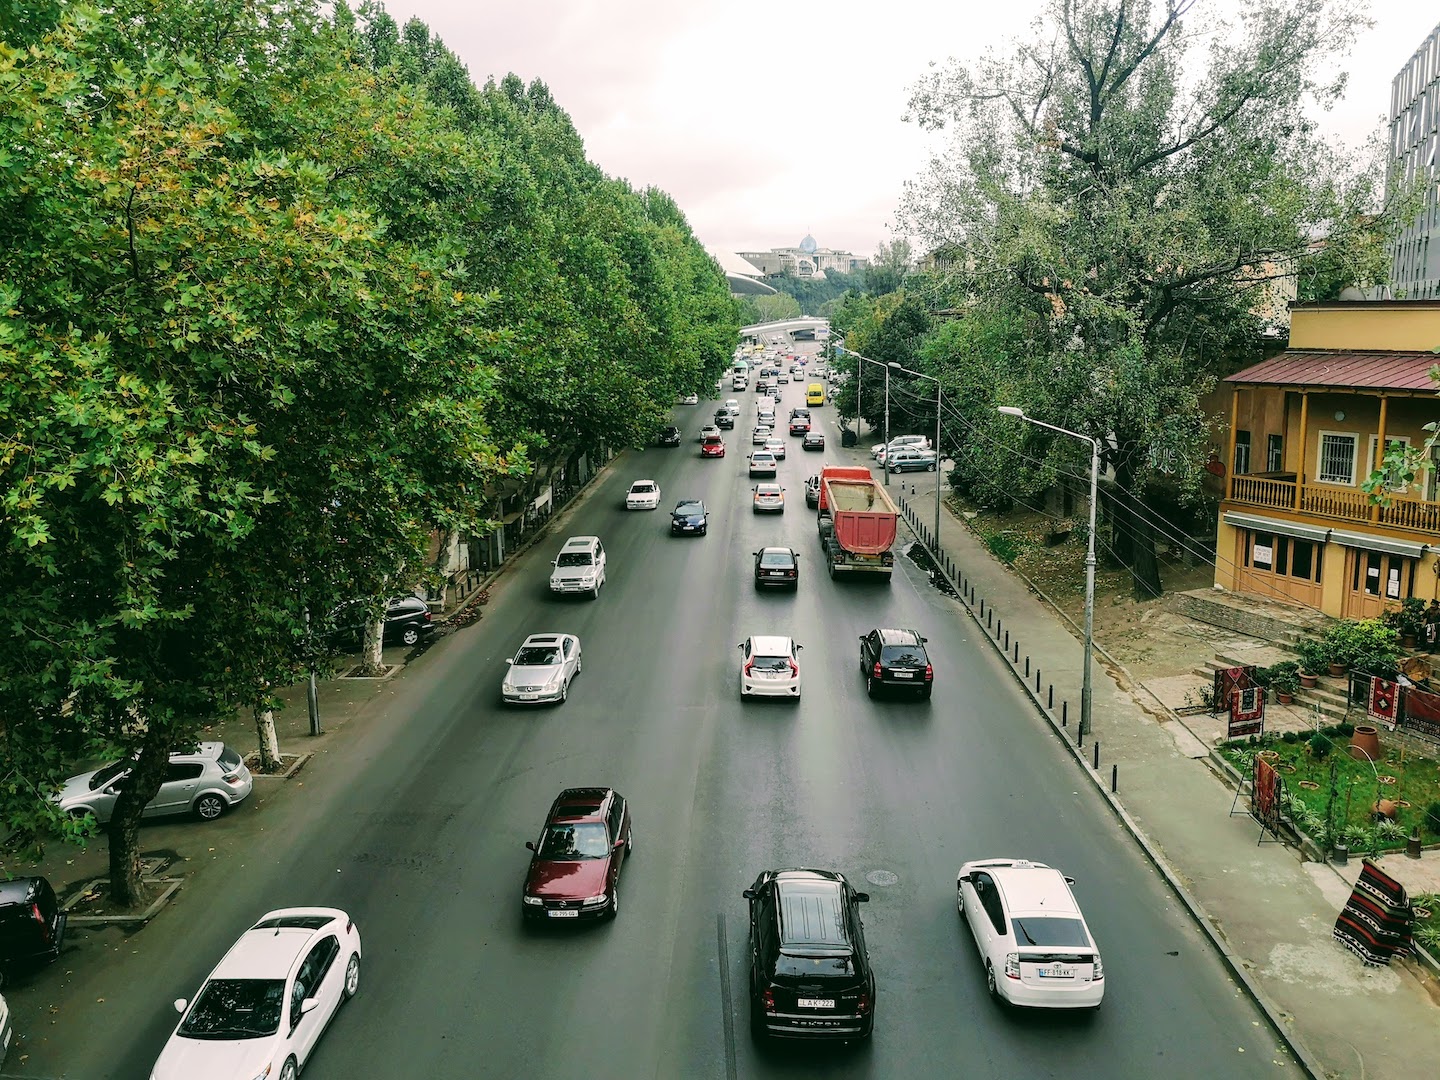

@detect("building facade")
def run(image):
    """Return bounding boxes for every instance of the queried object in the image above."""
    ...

[1214,302,1440,618]
[737,235,869,279]
[1388,22,1440,300]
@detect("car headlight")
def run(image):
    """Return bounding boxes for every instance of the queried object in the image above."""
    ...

[582,894,608,906]
[523,895,543,906]
[249,1068,273,1080]
[545,673,561,689]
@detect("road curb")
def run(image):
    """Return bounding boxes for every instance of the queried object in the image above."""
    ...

[60,877,183,927]
[896,515,1328,1079]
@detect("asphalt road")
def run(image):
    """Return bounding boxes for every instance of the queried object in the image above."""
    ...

[28,362,1299,1079]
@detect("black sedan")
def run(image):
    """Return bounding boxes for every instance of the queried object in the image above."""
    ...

[753,547,799,588]
[670,499,708,536]
[858,627,932,699]
[657,425,681,447]
[802,431,825,451]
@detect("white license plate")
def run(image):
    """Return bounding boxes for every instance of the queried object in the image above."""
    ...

[1037,965,1073,978]
[547,909,579,919]
[797,998,834,1009]
[518,693,538,700]
[891,671,915,678]
[768,571,785,577]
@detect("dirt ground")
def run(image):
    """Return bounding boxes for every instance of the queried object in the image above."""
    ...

[951,499,1235,681]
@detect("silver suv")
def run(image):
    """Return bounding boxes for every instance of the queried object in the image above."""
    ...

[549,535,607,598]
[55,742,253,825]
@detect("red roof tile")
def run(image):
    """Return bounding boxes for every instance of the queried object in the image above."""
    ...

[1225,351,1440,391]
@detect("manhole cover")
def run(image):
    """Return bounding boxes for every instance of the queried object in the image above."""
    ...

[865,870,899,887]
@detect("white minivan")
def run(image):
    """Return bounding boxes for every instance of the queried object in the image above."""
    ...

[549,536,607,599]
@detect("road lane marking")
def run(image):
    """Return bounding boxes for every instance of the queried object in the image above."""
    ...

[716,912,738,1080]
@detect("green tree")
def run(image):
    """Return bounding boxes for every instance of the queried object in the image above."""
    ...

[902,0,1409,596]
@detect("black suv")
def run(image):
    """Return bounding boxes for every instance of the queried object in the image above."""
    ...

[330,596,435,648]
[0,877,65,987]
[714,409,735,430]
[744,869,874,1041]
[858,627,933,699]
[657,425,681,447]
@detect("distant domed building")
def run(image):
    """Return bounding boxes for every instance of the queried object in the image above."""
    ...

[736,235,869,281]
[798,234,818,254]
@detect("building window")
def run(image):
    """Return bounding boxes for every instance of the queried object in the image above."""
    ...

[1234,430,1251,475]
[1316,431,1357,485]
[1267,434,1284,473]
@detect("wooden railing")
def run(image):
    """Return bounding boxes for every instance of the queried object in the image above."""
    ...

[1228,474,1440,537]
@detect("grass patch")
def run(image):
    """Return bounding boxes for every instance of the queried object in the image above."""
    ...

[983,530,1027,565]
[1222,733,1440,853]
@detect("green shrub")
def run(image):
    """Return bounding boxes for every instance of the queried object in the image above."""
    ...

[1322,618,1401,675]
[1309,732,1333,759]
[1415,922,1440,952]
[1426,802,1440,836]
[1282,730,1300,744]
[984,531,1024,565]
[1337,722,1354,737]
[1375,819,1409,842]
[1295,638,1328,674]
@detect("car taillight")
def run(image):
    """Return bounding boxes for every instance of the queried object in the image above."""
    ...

[856,990,871,1015]
[1092,955,1104,980]
[873,662,882,678]
[743,659,754,676]
[924,664,933,681]
[788,659,799,677]
[1004,953,1020,980]
[33,903,50,941]
[222,770,245,785]
[423,611,432,623]
[762,988,776,1013]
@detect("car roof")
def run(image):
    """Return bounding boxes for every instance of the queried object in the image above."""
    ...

[755,483,782,492]
[774,874,850,949]
[874,628,924,646]
[986,862,1081,917]
[675,498,705,509]
[748,635,793,654]
[214,925,323,980]
[561,536,599,549]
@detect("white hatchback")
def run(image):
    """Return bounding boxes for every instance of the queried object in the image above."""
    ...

[956,858,1104,1009]
[625,479,661,510]
[151,908,362,1080]
[738,635,803,699]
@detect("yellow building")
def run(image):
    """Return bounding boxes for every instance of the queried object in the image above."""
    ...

[1215,301,1440,617]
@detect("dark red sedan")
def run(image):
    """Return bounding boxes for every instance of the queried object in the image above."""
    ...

[701,435,726,458]
[522,787,632,921]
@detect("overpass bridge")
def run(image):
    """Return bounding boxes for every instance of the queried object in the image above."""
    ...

[739,317,830,342]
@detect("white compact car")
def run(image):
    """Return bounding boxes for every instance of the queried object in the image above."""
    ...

[625,480,661,510]
[956,858,1104,1009]
[151,908,362,1080]
[738,635,802,699]
[56,742,252,825]
[502,633,582,704]
[763,436,786,461]
[748,451,777,478]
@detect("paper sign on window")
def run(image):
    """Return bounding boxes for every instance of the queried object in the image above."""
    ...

[1252,543,1273,569]
[1386,568,1401,599]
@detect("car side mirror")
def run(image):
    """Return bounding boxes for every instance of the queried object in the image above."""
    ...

[796,644,803,650]
[737,643,744,649]
[173,998,188,1015]
[958,874,972,884]
[854,892,870,903]
[920,637,928,643]
[743,888,756,899]
[300,997,320,1016]
[525,840,536,852]
[505,658,514,665]
[1065,876,1076,886]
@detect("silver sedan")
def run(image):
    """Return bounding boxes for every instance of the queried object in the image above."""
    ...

[502,633,583,705]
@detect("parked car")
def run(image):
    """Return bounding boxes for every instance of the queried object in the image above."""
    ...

[738,635,802,699]
[701,435,726,458]
[871,435,930,459]
[0,989,10,1065]
[744,869,874,1040]
[549,535,606,599]
[956,858,1104,1009]
[753,547,799,588]
[748,451,777,478]
[502,633,582,705]
[150,908,362,1080]
[657,425,681,447]
[625,479,661,510]
[859,627,933,699]
[752,483,785,513]
[679,392,699,405]
[671,499,709,536]
[0,877,65,989]
[55,742,253,826]
[522,787,632,922]
[329,595,435,648]
[804,474,821,507]
[883,446,938,472]
[802,431,825,451]
[763,436,787,460]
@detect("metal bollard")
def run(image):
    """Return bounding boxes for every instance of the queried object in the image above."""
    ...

[1062,701,1068,726]
[1048,684,1054,708]
[1025,656,1030,677]
[1003,628,1009,649]
[1111,765,1118,793]
[1035,669,1041,691]
[1092,741,1100,769]
[1013,641,1019,662]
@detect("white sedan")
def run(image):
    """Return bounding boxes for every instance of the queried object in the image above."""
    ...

[626,479,661,510]
[502,633,582,705]
[763,436,787,461]
[680,392,699,405]
[738,635,803,700]
[151,908,361,1080]
[956,858,1104,1009]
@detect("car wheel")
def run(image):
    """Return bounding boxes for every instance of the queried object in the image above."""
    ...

[559,679,568,704]
[343,953,360,1000]
[928,461,937,471]
[626,825,634,855]
[589,586,600,600]
[750,997,767,1043]
[866,677,877,698]
[194,793,226,821]
[401,625,420,646]
[606,883,620,920]
[985,961,1000,1000]
[956,887,965,914]
[280,1058,298,1080]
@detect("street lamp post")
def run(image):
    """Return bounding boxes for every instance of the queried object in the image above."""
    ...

[997,406,1099,740]
[889,362,942,548]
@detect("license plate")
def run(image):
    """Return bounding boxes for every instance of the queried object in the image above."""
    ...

[891,671,914,678]
[1037,965,1073,978]
[797,998,834,1009]
[519,693,538,700]
[768,571,784,577]
[547,909,579,919]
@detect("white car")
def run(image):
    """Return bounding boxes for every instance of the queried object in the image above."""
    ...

[763,436,787,461]
[698,424,721,442]
[752,425,773,446]
[956,859,1104,1009]
[738,635,802,699]
[625,479,661,510]
[502,633,582,704]
[549,535,606,598]
[680,392,699,405]
[724,399,740,414]
[871,435,931,459]
[151,908,362,1080]
[0,991,11,1068]
[748,450,777,477]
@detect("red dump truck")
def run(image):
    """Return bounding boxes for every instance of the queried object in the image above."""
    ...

[817,466,898,579]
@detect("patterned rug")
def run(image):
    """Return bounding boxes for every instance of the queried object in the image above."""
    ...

[1334,860,1413,966]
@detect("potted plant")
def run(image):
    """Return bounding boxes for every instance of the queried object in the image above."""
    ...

[1294,639,1326,688]
[1268,661,1301,705]
[1323,618,1401,677]
[1393,597,1427,650]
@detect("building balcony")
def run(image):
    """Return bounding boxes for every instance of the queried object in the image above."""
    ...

[1226,472,1440,537]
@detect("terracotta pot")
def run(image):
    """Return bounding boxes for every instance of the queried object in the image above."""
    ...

[1276,691,1294,705]
[1349,725,1381,763]
[1373,798,1399,821]
[1299,672,1318,688]
[1328,662,1348,677]
[1402,633,1419,650]
[1257,749,1280,762]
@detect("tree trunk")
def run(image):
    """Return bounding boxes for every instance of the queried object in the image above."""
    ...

[1110,459,1164,599]
[106,734,170,909]
[358,616,384,675]
[254,698,281,772]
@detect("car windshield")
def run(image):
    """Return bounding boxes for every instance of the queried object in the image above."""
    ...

[515,646,560,666]
[1012,917,1091,948]
[675,502,703,516]
[177,979,285,1040]
[556,552,592,567]
[89,761,130,791]
[631,483,655,493]
[703,437,722,445]
[537,821,610,859]
[750,654,791,672]
[759,552,793,567]
[775,953,854,978]
[881,645,926,665]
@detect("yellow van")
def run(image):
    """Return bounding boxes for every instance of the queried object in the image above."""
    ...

[806,383,825,407]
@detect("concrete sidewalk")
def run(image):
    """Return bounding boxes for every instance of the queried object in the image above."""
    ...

[856,447,1440,1080]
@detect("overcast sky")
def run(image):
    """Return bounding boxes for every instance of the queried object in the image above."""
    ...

[377,1,1436,261]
